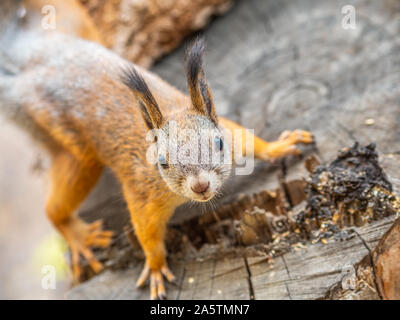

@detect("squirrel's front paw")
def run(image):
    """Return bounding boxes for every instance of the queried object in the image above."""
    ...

[278,129,314,144]
[259,129,315,160]
[136,263,176,300]
[276,129,315,156]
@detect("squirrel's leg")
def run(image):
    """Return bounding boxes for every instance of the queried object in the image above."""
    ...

[219,117,314,161]
[123,186,178,300]
[46,151,113,282]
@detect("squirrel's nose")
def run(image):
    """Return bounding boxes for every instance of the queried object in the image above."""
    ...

[191,181,210,194]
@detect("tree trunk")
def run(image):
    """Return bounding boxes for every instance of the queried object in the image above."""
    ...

[79,0,234,67]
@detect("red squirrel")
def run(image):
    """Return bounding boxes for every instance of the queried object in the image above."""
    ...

[0,0,314,299]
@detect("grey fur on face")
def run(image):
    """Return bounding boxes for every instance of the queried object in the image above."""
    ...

[155,115,232,201]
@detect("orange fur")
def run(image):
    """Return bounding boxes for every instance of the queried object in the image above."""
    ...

[219,117,313,161]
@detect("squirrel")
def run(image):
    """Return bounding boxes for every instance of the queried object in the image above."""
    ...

[0,0,314,299]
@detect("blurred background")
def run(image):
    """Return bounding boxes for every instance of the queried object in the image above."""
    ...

[0,121,68,299]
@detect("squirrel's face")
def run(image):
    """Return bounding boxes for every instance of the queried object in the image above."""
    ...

[122,38,228,201]
[155,115,231,202]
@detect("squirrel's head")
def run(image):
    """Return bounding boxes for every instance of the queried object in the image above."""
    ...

[122,38,232,202]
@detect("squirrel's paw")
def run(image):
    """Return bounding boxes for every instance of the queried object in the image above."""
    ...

[136,263,176,300]
[276,129,314,156]
[278,129,314,144]
[259,129,314,160]
[59,218,114,283]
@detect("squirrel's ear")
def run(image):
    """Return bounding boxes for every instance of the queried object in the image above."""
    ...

[121,66,163,129]
[185,37,218,124]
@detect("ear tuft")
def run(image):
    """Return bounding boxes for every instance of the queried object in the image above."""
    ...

[121,65,156,109]
[184,37,218,124]
[121,65,163,129]
[185,37,206,91]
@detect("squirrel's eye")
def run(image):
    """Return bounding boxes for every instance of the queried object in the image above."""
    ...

[215,137,223,151]
[158,154,168,169]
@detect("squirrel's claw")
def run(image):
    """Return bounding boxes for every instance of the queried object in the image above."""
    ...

[136,263,176,300]
[70,243,103,284]
[161,265,176,283]
[150,271,167,300]
[136,264,150,288]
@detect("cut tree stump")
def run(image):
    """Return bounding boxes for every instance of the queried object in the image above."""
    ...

[68,216,396,300]
[68,0,400,299]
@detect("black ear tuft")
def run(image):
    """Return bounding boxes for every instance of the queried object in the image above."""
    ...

[121,65,145,91]
[121,65,156,108]
[185,37,206,90]
[121,65,163,129]
[184,37,218,124]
